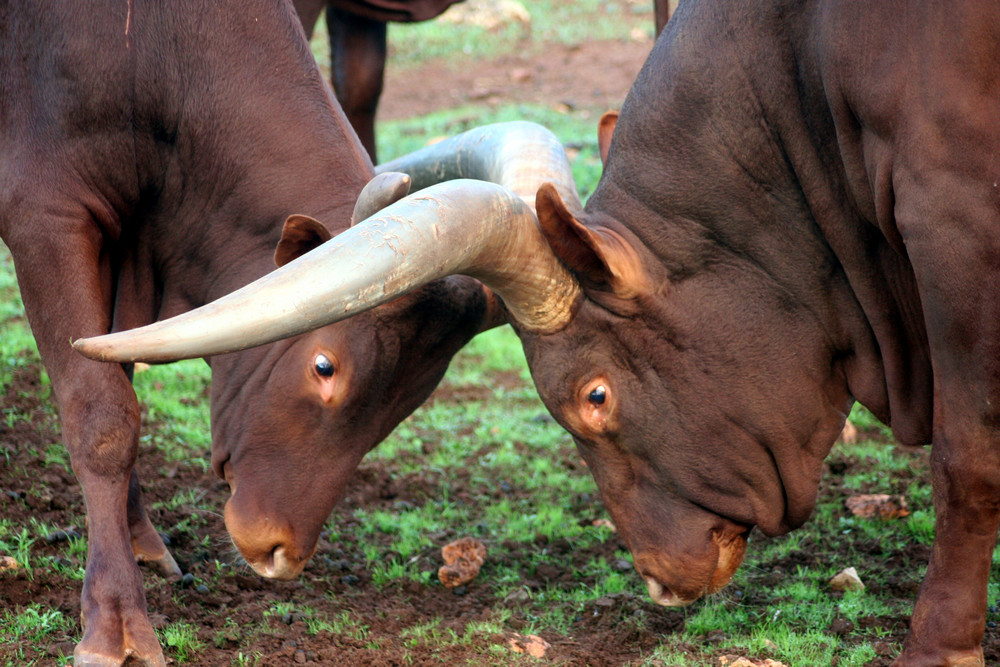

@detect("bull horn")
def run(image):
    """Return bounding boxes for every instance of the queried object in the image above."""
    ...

[73,181,581,363]
[376,120,581,214]
[351,172,411,225]
[72,121,582,363]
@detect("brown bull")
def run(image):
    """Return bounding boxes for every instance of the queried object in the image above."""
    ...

[2,2,579,665]
[291,0,678,162]
[84,0,1000,664]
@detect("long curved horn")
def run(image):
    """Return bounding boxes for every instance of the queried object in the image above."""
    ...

[376,120,582,213]
[73,121,582,363]
[74,180,580,363]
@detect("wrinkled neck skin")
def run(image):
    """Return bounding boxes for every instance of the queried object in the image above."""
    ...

[521,0,935,538]
[108,2,372,332]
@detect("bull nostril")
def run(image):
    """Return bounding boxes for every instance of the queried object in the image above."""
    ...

[644,576,685,607]
[254,545,300,581]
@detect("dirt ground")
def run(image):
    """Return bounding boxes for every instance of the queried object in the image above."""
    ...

[4,29,1000,667]
[377,36,655,123]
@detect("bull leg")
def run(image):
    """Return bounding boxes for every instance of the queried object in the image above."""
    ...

[326,6,386,163]
[891,144,1000,665]
[652,0,677,36]
[127,470,181,579]
[894,424,999,667]
[6,216,164,667]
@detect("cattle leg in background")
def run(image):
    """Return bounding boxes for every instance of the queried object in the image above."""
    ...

[326,7,386,162]
[653,0,676,36]
[294,0,671,164]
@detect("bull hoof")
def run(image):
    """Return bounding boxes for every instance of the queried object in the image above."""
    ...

[131,520,183,581]
[892,648,984,667]
[75,607,166,667]
[136,548,183,581]
[73,648,166,667]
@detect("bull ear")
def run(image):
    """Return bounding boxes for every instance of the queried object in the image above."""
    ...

[535,182,647,298]
[597,110,618,165]
[274,214,333,267]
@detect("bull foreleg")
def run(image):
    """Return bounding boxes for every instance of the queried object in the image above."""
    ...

[5,215,165,667]
[326,6,386,163]
[892,147,1000,664]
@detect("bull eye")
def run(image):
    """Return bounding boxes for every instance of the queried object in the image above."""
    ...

[588,385,607,405]
[314,354,335,377]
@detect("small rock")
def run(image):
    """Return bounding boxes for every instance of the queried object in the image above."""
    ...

[340,574,360,586]
[829,566,865,592]
[508,633,551,658]
[719,657,788,667]
[452,585,467,596]
[195,584,209,594]
[591,518,616,531]
[0,556,20,573]
[438,537,487,588]
[845,494,910,519]
[505,588,531,603]
[612,558,632,572]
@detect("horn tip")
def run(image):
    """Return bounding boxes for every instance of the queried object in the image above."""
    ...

[72,337,125,362]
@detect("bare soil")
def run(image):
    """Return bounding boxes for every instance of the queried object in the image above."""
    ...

[4,34,1000,667]
[378,37,655,122]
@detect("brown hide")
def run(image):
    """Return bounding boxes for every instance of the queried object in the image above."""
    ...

[517,1,1000,664]
[0,2,492,664]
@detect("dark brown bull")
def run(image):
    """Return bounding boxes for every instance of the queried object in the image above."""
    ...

[290,0,462,163]
[2,2,580,665]
[84,0,1000,663]
[291,0,678,163]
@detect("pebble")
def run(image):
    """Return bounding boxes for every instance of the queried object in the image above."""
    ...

[44,529,81,544]
[178,573,195,588]
[340,574,360,586]
[195,584,209,594]
[612,558,632,572]
[452,585,467,596]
